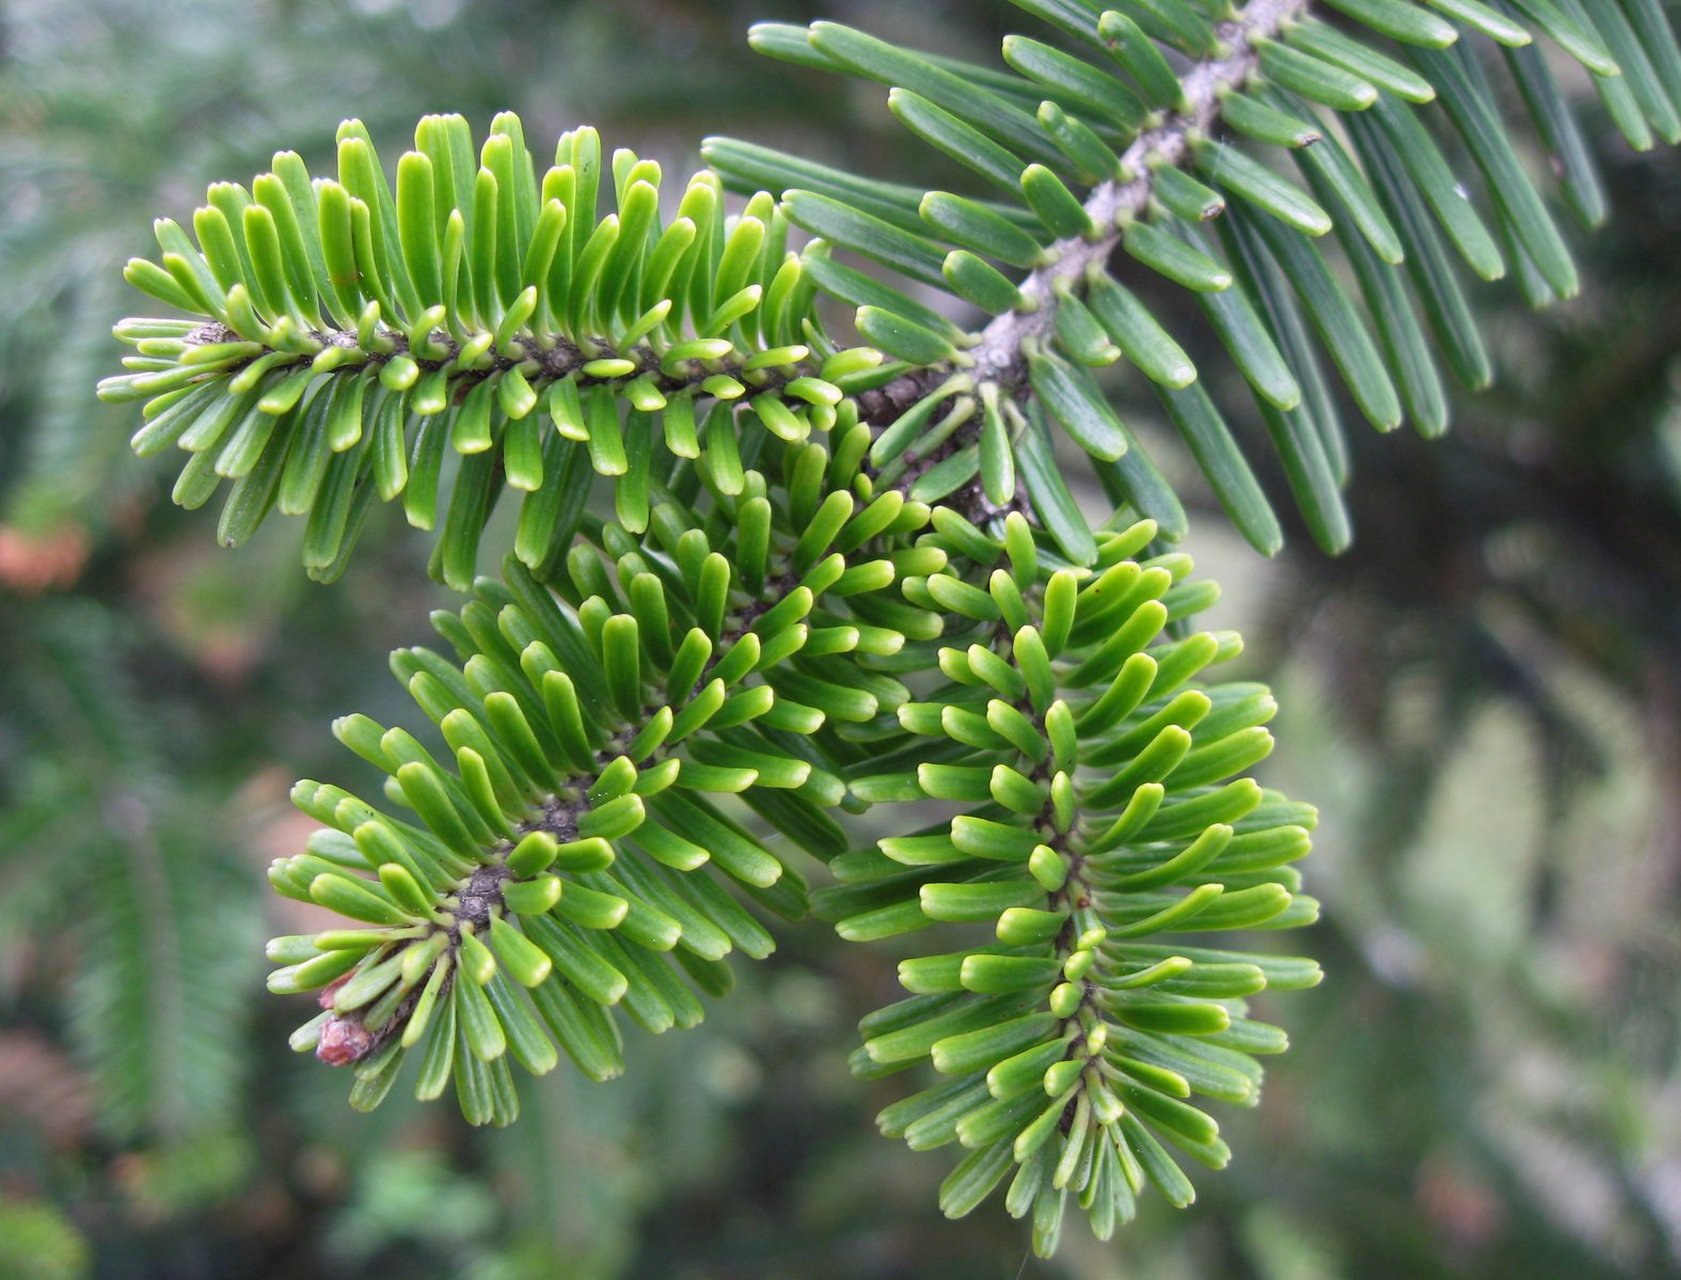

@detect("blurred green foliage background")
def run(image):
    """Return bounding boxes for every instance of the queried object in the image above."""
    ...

[2,1,1679,1276]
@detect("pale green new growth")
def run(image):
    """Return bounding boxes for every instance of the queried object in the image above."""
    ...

[103,0,1681,1257]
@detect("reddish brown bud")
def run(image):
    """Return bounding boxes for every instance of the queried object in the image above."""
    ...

[315,1016,374,1066]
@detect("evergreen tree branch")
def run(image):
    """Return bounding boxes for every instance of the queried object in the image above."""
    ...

[863,0,1312,417]
[724,0,1681,558]
[269,416,942,1118]
[819,510,1319,1247]
[95,0,1681,1254]
[175,317,823,410]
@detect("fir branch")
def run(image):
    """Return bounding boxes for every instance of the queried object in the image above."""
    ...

[95,0,1681,1253]
[175,318,824,407]
[866,0,1311,417]
[273,413,945,1110]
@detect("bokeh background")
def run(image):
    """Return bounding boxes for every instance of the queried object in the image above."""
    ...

[2,0,1679,1276]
